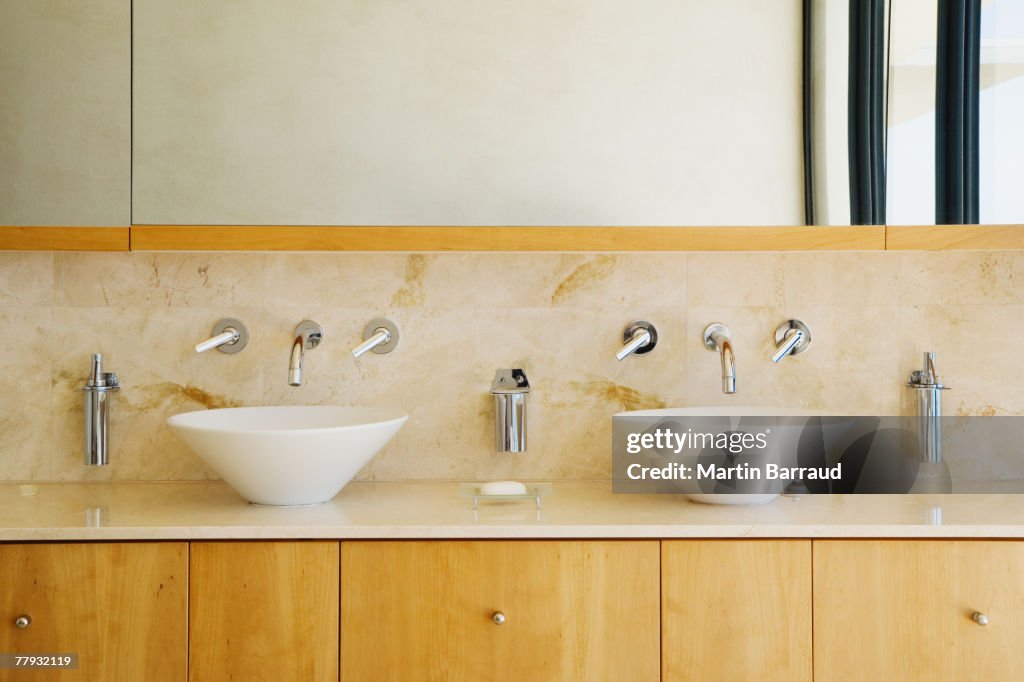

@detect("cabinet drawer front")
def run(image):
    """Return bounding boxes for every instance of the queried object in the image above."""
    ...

[814,540,1024,682]
[0,542,186,682]
[661,540,812,682]
[189,541,339,682]
[341,540,659,682]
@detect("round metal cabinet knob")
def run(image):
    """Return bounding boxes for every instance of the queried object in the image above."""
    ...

[14,615,31,629]
[492,611,506,625]
[972,611,989,626]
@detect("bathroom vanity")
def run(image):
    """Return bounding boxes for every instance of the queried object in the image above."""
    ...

[2,482,1024,681]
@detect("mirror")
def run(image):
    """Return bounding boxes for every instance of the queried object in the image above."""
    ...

[130,0,1022,232]
[132,0,806,228]
[812,0,1024,226]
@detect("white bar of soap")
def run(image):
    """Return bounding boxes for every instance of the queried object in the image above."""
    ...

[479,480,528,496]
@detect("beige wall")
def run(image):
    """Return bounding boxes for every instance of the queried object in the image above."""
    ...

[2,250,1023,483]
[133,0,804,226]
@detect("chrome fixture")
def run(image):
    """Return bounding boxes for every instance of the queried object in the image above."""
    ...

[972,611,989,626]
[492,611,507,625]
[772,319,812,363]
[907,352,950,464]
[491,369,530,453]
[351,318,400,358]
[82,353,119,466]
[195,318,249,354]
[288,320,324,386]
[14,615,31,629]
[702,323,736,394]
[616,321,658,361]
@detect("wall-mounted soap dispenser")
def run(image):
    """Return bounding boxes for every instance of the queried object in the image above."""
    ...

[907,351,951,493]
[907,352,949,465]
[83,353,119,466]
[491,369,530,453]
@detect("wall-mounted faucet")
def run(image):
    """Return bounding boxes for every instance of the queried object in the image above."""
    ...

[288,320,324,386]
[771,320,812,363]
[702,323,736,394]
[351,318,400,358]
[83,353,119,466]
[616,321,658,361]
[195,318,249,354]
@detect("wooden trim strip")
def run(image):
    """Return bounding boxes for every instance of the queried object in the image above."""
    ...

[0,226,130,251]
[886,224,1024,250]
[5,224,1022,252]
[130,225,886,252]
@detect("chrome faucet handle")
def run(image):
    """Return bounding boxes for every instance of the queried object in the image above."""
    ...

[616,321,658,361]
[352,318,400,357]
[195,318,249,354]
[771,320,812,363]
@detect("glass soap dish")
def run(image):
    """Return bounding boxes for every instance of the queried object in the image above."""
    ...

[459,483,552,510]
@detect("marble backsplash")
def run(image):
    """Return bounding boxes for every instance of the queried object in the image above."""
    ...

[1,249,1022,483]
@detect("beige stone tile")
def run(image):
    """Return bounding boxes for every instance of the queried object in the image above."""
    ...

[409,253,688,309]
[898,305,1024,416]
[0,253,53,306]
[685,306,901,414]
[0,307,53,480]
[261,253,688,311]
[408,254,585,308]
[49,306,266,481]
[7,249,1024,485]
[687,254,785,307]
[899,251,1020,305]
[783,251,902,307]
[54,253,267,307]
[262,253,410,308]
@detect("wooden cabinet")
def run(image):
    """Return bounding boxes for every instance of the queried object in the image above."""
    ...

[7,536,1024,680]
[0,0,130,230]
[0,542,186,682]
[341,540,660,682]
[661,540,812,682]
[189,541,339,682]
[814,540,1024,681]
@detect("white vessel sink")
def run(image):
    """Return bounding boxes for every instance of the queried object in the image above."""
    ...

[617,406,837,506]
[168,406,407,506]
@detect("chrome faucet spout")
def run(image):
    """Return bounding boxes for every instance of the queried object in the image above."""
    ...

[288,320,324,387]
[702,323,736,395]
[288,335,305,386]
[718,335,736,394]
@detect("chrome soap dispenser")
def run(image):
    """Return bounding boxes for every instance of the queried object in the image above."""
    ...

[491,369,530,453]
[83,353,119,466]
[907,351,949,465]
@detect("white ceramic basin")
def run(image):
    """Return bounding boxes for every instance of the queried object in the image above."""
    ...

[617,406,838,505]
[168,406,407,506]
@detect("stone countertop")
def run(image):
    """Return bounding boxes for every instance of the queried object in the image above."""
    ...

[2,481,1024,541]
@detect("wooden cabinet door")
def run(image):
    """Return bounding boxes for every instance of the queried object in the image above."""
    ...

[814,540,1024,681]
[0,542,186,682]
[189,541,338,682]
[0,0,130,227]
[661,540,812,682]
[341,540,659,682]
